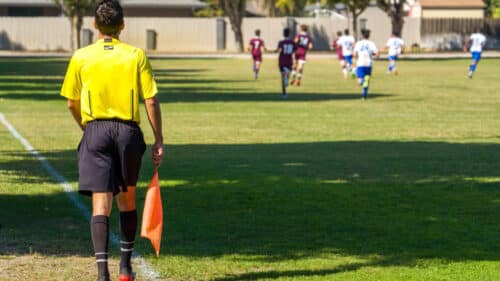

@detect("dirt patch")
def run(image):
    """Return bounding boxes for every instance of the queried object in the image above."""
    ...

[0,254,121,281]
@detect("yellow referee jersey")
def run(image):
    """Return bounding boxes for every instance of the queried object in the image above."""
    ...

[61,38,158,126]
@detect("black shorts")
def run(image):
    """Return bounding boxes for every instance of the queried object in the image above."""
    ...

[77,119,146,196]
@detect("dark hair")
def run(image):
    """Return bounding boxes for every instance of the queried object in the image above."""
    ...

[95,0,124,36]
[344,29,349,35]
[300,24,308,32]
[336,31,342,36]
[255,29,261,36]
[362,29,371,39]
[283,28,290,38]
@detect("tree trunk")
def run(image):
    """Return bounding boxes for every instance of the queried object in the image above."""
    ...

[392,14,405,35]
[71,15,83,50]
[232,25,244,52]
[352,12,358,39]
[221,0,245,52]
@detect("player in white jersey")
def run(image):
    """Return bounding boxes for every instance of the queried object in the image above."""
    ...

[337,29,356,79]
[353,29,379,99]
[464,28,487,78]
[386,32,404,75]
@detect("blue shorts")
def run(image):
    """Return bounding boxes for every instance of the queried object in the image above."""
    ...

[471,52,481,62]
[389,55,398,61]
[356,66,372,78]
[344,55,353,65]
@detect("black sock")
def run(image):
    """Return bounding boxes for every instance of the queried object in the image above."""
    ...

[119,210,137,274]
[91,215,110,280]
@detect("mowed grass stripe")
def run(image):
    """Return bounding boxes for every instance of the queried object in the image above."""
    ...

[0,57,499,280]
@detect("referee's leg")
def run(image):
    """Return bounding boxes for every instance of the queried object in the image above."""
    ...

[116,186,137,278]
[92,192,113,281]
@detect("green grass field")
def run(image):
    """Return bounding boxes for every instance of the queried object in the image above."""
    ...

[0,56,499,281]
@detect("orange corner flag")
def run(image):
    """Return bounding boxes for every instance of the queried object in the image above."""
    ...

[141,170,163,256]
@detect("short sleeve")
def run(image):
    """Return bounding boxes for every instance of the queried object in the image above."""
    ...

[60,55,82,100]
[138,50,158,100]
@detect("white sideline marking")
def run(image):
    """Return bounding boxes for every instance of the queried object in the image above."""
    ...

[0,112,162,281]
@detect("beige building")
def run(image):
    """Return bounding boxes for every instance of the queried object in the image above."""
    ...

[0,0,207,17]
[411,0,485,19]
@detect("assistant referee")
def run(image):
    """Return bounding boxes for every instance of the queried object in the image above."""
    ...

[60,1,163,281]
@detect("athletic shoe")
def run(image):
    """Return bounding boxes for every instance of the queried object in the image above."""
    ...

[119,272,136,281]
[468,71,473,79]
[295,80,301,86]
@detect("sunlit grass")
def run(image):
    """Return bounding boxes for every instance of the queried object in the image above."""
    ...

[0,57,499,281]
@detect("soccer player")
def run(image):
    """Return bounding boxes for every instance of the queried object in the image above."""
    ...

[60,1,164,281]
[331,30,345,75]
[386,32,404,75]
[290,24,313,86]
[248,29,266,80]
[464,27,487,78]
[277,28,295,97]
[353,29,379,100]
[337,29,356,79]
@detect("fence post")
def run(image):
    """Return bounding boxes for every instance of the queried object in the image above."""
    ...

[286,17,297,38]
[81,28,93,47]
[146,29,157,50]
[216,17,226,51]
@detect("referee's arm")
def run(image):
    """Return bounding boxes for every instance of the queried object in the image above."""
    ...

[144,96,163,168]
[67,99,84,131]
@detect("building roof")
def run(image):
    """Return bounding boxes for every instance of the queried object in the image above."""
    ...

[0,0,207,9]
[419,0,485,8]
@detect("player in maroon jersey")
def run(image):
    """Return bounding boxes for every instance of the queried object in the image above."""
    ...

[248,29,266,80]
[331,30,345,77]
[290,24,313,86]
[276,28,295,97]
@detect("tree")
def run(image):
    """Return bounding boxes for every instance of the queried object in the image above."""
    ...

[219,0,246,52]
[338,0,371,39]
[484,0,500,17]
[377,0,408,36]
[195,0,224,17]
[261,0,309,16]
[54,0,98,50]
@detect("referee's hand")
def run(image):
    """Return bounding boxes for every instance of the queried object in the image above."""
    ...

[152,141,164,169]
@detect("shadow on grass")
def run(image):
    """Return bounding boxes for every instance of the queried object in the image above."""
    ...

[0,59,392,103]
[1,141,499,280]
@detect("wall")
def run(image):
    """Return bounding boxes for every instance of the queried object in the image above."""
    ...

[226,16,420,52]
[420,18,500,50]
[0,16,421,52]
[0,17,69,50]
